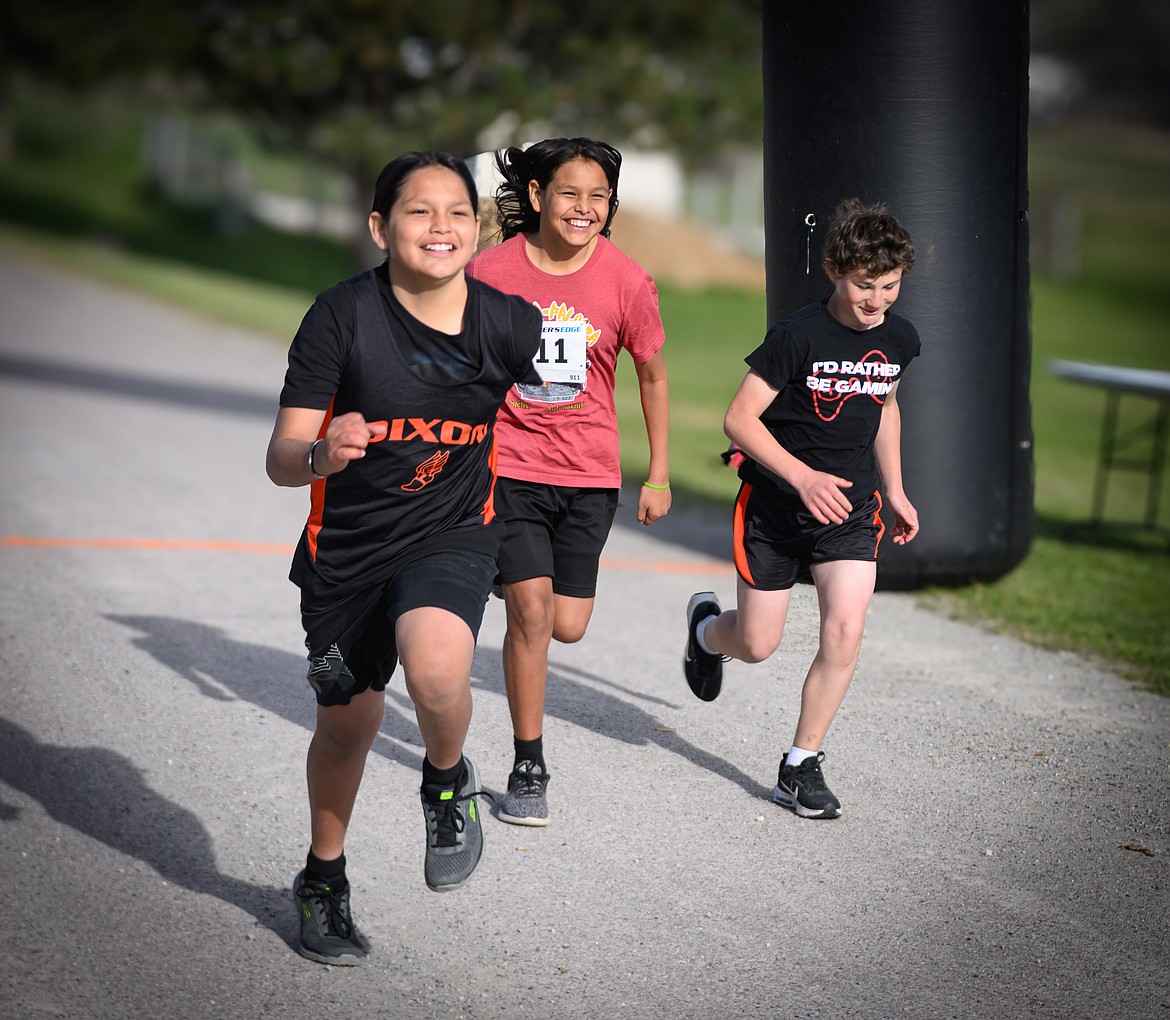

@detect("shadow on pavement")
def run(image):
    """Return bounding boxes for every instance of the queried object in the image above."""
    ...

[106,615,426,773]
[0,352,277,418]
[470,653,771,802]
[106,614,768,806]
[0,715,292,946]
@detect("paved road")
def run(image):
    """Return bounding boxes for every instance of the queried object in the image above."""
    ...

[0,248,1167,1020]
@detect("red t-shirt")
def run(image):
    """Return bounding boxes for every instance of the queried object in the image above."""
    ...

[466,234,665,487]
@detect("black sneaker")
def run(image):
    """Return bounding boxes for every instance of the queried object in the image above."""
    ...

[293,870,367,965]
[420,755,489,892]
[772,751,842,819]
[498,759,551,827]
[684,591,724,701]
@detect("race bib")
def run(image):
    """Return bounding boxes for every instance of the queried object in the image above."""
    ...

[533,320,587,385]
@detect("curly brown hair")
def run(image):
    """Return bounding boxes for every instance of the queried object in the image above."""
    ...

[821,198,916,277]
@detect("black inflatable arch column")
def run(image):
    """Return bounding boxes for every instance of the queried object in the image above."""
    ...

[761,1,1033,589]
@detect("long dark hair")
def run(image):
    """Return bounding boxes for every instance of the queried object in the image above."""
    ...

[493,138,622,240]
[370,151,478,218]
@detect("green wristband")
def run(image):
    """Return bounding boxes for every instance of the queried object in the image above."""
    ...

[642,480,670,490]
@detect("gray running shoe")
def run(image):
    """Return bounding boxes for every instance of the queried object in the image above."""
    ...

[684,591,724,701]
[420,756,488,892]
[498,759,551,827]
[772,751,842,819]
[293,870,367,966]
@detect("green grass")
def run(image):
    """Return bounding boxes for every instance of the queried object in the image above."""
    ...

[0,88,1167,694]
[932,120,1170,694]
[923,517,1170,685]
[617,287,764,506]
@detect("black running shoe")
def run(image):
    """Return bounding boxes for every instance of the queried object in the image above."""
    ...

[498,759,551,827]
[772,751,842,819]
[293,870,367,965]
[420,756,489,892]
[684,591,724,701]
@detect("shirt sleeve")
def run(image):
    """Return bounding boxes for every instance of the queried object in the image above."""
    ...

[279,283,354,409]
[744,321,805,393]
[509,299,545,386]
[620,273,667,365]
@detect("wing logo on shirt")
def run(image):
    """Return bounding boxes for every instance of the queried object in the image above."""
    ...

[805,350,901,422]
[401,449,450,491]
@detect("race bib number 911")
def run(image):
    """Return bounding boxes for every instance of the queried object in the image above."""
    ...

[533,320,587,385]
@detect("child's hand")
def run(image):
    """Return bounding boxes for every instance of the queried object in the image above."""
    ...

[637,483,672,526]
[315,412,388,475]
[886,493,920,545]
[796,470,854,525]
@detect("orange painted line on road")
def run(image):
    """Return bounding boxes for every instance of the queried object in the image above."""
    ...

[0,536,734,575]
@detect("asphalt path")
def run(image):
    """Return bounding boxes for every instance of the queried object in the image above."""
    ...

[0,248,1167,1020]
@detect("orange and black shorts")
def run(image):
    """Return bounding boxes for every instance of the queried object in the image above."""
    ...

[732,482,884,591]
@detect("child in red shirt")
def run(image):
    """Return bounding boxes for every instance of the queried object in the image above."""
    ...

[467,137,671,826]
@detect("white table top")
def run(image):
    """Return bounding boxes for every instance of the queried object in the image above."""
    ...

[1049,359,1170,402]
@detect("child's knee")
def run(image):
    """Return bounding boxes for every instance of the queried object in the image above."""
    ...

[406,671,467,715]
[740,638,777,664]
[552,618,589,644]
[507,594,556,640]
[735,618,784,663]
[819,617,866,661]
[317,697,384,749]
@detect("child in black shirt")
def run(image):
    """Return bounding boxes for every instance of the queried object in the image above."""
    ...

[266,151,541,964]
[684,198,920,820]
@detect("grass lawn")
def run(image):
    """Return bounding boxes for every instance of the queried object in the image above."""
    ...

[0,93,1166,694]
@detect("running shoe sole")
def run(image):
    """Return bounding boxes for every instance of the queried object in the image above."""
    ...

[684,591,723,701]
[772,783,843,819]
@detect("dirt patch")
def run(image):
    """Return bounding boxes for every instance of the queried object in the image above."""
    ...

[478,201,766,293]
[609,209,766,292]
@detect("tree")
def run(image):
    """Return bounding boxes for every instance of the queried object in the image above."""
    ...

[2,0,764,173]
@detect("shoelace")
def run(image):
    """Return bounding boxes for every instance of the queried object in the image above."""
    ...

[788,754,829,792]
[510,761,547,797]
[298,881,354,939]
[427,786,495,847]
[696,648,724,677]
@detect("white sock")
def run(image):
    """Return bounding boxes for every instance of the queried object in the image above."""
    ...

[786,745,819,767]
[696,615,717,655]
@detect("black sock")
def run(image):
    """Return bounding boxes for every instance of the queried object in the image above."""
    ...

[514,736,544,771]
[422,756,464,788]
[305,849,347,887]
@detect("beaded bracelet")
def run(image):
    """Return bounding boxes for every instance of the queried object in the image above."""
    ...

[642,481,670,490]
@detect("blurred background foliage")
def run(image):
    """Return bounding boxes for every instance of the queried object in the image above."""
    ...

[0,0,764,174]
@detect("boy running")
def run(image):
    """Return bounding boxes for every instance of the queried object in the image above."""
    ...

[684,198,920,819]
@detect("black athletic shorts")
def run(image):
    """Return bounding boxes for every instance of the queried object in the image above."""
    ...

[299,548,497,707]
[493,478,620,598]
[732,481,884,591]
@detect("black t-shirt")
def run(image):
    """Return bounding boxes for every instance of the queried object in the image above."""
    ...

[279,265,543,597]
[740,298,921,499]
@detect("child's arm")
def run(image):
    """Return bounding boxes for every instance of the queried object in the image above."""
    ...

[266,407,387,487]
[873,383,919,545]
[634,348,671,525]
[724,370,853,525]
